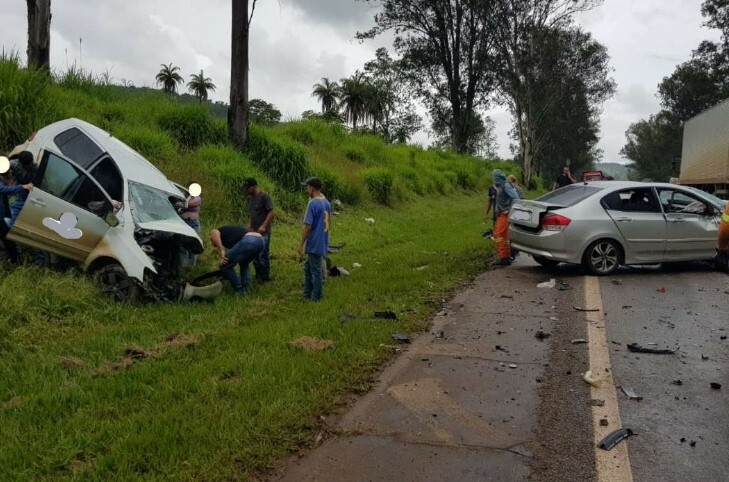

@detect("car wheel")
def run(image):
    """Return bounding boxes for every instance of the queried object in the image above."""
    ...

[94,263,140,302]
[533,256,560,269]
[583,239,621,276]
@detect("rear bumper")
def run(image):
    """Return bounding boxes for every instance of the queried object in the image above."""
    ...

[509,226,582,264]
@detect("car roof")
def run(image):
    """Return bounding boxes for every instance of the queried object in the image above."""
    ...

[582,181,700,189]
[31,118,183,197]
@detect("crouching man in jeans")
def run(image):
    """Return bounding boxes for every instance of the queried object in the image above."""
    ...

[215,226,265,294]
[297,177,331,301]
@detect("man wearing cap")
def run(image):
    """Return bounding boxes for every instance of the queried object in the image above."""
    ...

[298,177,331,301]
[242,177,275,282]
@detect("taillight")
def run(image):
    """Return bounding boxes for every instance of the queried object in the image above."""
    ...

[542,213,571,231]
[28,131,37,141]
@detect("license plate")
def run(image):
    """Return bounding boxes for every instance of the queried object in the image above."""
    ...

[511,209,531,222]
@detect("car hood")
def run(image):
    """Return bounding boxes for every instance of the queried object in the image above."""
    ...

[136,219,203,251]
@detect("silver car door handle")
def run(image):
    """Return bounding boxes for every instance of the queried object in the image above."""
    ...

[614,217,632,222]
[668,218,686,223]
[29,198,46,207]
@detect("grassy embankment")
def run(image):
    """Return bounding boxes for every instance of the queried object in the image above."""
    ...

[0,58,528,479]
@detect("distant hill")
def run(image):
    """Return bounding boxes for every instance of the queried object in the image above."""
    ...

[595,162,631,180]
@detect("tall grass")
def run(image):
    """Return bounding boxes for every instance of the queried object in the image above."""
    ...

[0,53,56,151]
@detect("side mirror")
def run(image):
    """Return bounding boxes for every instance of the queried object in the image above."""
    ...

[709,205,720,216]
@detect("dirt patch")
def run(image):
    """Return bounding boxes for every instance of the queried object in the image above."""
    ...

[165,332,205,350]
[124,346,160,359]
[59,356,85,370]
[291,336,336,351]
[93,346,159,378]
[1,396,23,409]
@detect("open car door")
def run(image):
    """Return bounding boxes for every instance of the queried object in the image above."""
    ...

[8,149,117,262]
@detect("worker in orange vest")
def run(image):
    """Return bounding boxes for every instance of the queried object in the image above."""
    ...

[716,201,729,271]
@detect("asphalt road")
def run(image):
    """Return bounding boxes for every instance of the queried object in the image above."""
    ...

[268,258,729,482]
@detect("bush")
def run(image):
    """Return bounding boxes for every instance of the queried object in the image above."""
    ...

[344,146,366,164]
[247,125,310,192]
[283,123,314,145]
[399,168,424,196]
[455,169,477,190]
[112,125,176,163]
[158,106,226,150]
[362,167,394,205]
[313,167,343,201]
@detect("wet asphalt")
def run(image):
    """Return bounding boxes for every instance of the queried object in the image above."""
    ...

[268,259,729,482]
[598,264,729,482]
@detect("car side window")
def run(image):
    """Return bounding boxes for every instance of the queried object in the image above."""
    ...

[602,188,661,213]
[40,152,82,198]
[39,152,111,216]
[89,157,123,202]
[53,128,104,169]
[658,189,706,214]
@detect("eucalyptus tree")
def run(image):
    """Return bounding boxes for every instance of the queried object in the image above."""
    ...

[155,63,184,94]
[358,0,496,154]
[487,0,603,185]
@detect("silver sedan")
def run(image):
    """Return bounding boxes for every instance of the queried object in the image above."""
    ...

[509,181,725,275]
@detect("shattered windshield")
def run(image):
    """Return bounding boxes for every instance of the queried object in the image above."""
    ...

[129,182,182,223]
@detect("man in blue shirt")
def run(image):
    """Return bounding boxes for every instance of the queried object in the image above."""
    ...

[297,177,331,301]
[1,165,33,264]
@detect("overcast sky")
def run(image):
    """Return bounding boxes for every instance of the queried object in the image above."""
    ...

[0,0,721,164]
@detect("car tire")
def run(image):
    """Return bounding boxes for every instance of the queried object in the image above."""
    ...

[582,239,621,276]
[533,256,560,269]
[94,263,140,303]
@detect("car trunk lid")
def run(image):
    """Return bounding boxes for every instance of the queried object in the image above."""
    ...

[509,200,562,229]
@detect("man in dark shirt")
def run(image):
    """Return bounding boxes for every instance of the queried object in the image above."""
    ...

[482,184,498,238]
[552,166,576,191]
[242,178,275,282]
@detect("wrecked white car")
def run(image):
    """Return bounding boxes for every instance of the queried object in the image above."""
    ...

[6,118,221,302]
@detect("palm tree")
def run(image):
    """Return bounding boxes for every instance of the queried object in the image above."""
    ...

[311,77,340,114]
[155,63,183,94]
[340,72,368,130]
[187,70,216,102]
[365,80,396,134]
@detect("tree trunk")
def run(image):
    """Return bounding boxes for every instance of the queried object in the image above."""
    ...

[26,0,51,71]
[229,0,249,149]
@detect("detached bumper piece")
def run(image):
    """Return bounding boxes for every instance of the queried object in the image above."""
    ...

[182,270,224,301]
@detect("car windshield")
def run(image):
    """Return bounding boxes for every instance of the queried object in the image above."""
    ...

[535,185,603,207]
[684,186,727,208]
[129,182,182,223]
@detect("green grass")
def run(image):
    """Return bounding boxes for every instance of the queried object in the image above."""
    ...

[0,58,532,480]
[1,193,495,480]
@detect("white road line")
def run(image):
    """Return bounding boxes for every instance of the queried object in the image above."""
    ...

[584,276,634,482]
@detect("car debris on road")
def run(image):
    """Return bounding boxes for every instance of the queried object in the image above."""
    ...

[627,342,675,355]
[598,428,635,451]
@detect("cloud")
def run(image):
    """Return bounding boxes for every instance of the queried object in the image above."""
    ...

[285,0,376,38]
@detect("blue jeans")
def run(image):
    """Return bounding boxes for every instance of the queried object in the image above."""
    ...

[220,235,265,293]
[304,253,324,301]
[253,232,271,281]
[180,218,201,266]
